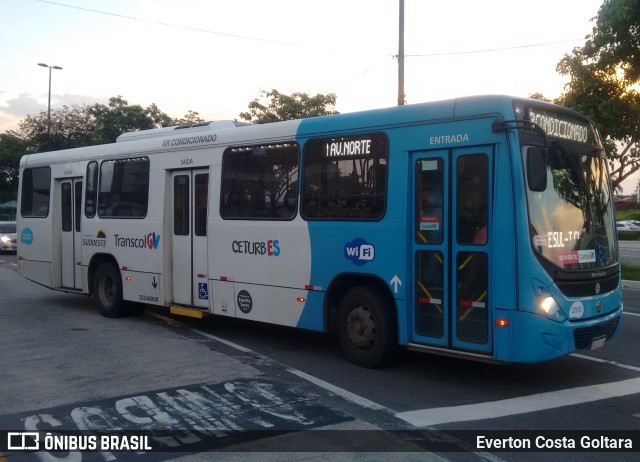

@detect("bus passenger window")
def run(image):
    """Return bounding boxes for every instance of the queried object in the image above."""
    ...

[85,162,98,218]
[220,143,299,220]
[301,133,388,220]
[20,167,51,218]
[457,155,488,245]
[98,157,149,219]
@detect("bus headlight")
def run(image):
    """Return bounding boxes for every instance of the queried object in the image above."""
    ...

[536,287,566,322]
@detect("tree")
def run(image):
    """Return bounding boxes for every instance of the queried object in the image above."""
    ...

[19,104,98,152]
[173,110,205,126]
[554,0,640,191]
[16,96,198,152]
[88,96,168,144]
[585,0,640,82]
[240,89,339,124]
[0,132,28,201]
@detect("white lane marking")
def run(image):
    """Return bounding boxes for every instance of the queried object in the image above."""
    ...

[571,353,640,372]
[625,311,640,317]
[396,377,640,428]
[190,327,253,353]
[190,326,393,412]
[171,317,501,461]
[286,368,392,412]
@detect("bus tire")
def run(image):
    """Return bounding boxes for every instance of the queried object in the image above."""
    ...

[337,286,396,368]
[93,263,127,318]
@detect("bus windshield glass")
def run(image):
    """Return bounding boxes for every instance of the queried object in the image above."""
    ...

[525,143,618,270]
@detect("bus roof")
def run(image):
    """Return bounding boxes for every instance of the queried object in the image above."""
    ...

[19,95,576,168]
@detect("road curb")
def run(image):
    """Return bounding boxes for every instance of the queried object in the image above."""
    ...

[622,280,640,291]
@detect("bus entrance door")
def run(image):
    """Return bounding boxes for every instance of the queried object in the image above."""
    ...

[171,169,210,309]
[59,178,83,290]
[412,148,492,355]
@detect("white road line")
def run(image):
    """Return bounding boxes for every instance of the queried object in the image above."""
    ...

[396,377,640,428]
[286,367,393,412]
[625,311,640,317]
[571,353,640,372]
[160,315,506,461]
[190,326,394,412]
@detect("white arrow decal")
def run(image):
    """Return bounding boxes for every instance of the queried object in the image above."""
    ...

[390,275,402,294]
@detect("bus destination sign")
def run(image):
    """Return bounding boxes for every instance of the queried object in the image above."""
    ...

[528,109,593,144]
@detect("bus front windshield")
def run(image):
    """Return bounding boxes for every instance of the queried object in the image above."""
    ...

[525,142,618,271]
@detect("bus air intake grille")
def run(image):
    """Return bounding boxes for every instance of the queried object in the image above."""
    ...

[573,317,619,350]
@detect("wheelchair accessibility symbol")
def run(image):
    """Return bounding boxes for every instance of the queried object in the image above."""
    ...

[198,282,209,300]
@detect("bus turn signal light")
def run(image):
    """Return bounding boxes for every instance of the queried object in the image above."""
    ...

[496,319,509,327]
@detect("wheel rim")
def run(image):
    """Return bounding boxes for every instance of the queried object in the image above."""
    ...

[346,305,376,349]
[100,274,116,305]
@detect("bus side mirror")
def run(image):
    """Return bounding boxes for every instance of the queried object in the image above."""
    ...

[527,146,547,192]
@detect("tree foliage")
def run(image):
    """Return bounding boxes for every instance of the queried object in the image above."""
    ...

[239,89,339,124]
[0,132,27,202]
[0,96,203,200]
[17,96,201,153]
[554,0,640,191]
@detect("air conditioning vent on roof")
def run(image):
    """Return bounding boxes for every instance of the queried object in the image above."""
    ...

[116,120,251,143]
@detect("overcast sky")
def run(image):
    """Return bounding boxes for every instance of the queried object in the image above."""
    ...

[5,0,631,191]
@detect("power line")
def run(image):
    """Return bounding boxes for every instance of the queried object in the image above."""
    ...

[34,0,308,48]
[400,38,584,58]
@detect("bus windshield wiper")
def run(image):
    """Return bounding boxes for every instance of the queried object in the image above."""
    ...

[555,141,592,200]
[555,140,594,232]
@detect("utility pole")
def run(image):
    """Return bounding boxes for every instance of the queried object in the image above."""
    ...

[397,0,406,106]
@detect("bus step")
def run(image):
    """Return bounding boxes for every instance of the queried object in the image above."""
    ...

[169,305,208,319]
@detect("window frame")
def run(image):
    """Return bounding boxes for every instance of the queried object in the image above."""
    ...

[220,142,300,221]
[300,132,388,221]
[97,156,150,219]
[20,166,52,218]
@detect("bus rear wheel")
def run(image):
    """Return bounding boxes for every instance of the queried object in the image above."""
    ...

[93,263,128,318]
[337,286,396,368]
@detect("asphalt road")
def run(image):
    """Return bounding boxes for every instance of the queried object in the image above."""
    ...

[619,240,640,265]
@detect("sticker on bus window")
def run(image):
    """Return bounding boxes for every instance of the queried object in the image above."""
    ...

[578,250,596,264]
[420,215,440,231]
[533,235,547,247]
[557,251,579,266]
[421,160,439,171]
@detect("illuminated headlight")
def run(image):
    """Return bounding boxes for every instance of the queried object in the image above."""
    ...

[0,236,10,244]
[536,288,566,322]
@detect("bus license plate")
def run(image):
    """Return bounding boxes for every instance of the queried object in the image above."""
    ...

[590,336,606,350]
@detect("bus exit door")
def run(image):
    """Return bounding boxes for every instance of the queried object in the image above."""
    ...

[411,148,493,354]
[60,178,83,290]
[171,169,209,308]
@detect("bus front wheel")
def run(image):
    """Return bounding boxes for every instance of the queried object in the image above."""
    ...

[337,286,396,368]
[93,263,128,318]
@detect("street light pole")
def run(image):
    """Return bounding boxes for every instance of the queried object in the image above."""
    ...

[38,63,62,137]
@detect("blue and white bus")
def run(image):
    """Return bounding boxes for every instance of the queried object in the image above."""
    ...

[17,95,622,367]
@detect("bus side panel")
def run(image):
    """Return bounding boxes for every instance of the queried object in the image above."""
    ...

[489,141,518,361]
[17,174,55,289]
[209,218,313,326]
